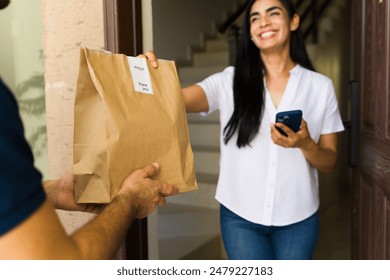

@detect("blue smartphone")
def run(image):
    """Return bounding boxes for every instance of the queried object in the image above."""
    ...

[275,110,302,137]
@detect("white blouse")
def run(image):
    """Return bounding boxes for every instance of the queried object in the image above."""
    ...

[197,65,345,226]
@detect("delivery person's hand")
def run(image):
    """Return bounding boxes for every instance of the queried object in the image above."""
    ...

[44,171,105,214]
[117,162,178,219]
[138,51,159,69]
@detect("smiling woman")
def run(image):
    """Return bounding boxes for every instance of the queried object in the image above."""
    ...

[142,0,344,260]
[249,1,299,56]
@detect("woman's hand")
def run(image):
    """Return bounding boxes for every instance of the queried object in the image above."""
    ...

[138,50,158,68]
[270,118,313,149]
[138,50,209,113]
[270,118,338,173]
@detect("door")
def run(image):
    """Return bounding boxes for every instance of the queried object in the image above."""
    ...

[104,0,147,260]
[352,0,390,259]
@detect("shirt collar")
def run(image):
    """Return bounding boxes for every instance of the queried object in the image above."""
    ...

[264,64,303,116]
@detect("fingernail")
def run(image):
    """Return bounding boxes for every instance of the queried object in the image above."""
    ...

[152,61,158,68]
[152,162,159,170]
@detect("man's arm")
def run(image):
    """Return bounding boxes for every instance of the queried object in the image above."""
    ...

[0,163,178,259]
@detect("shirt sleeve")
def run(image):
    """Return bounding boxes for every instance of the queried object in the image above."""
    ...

[196,66,234,115]
[321,80,345,134]
[0,79,46,236]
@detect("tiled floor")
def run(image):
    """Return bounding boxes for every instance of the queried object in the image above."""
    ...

[313,186,352,260]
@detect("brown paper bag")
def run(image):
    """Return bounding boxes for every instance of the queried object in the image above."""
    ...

[73,47,197,203]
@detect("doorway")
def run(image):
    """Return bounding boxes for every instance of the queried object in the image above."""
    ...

[149,0,354,260]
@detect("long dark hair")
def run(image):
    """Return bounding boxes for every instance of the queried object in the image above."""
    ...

[223,0,314,148]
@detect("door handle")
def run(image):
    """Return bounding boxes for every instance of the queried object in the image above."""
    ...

[343,80,359,167]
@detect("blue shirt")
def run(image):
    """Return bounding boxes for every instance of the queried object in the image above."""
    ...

[0,79,45,235]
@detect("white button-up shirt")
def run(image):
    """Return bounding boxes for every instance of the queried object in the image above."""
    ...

[197,65,344,226]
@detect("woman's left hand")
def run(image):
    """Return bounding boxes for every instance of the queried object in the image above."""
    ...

[270,118,314,149]
[271,118,339,173]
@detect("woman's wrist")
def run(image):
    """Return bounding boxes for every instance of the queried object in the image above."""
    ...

[300,138,318,152]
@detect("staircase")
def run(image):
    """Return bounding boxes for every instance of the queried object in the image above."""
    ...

[157,35,228,260]
[156,1,240,259]
[157,0,348,260]
[303,0,348,63]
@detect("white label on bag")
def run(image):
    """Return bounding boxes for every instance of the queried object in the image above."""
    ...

[127,56,154,95]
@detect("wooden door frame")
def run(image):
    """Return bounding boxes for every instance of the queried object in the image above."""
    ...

[103,0,147,260]
[104,0,143,55]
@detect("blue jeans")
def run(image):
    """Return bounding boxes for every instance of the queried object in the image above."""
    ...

[220,204,319,260]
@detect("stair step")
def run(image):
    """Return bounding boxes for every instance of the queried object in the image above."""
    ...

[159,234,220,260]
[167,177,218,209]
[196,172,219,184]
[180,235,225,260]
[193,145,219,152]
[158,204,219,238]
[189,122,220,147]
[324,5,341,20]
[179,65,227,86]
[158,203,220,259]
[193,50,229,67]
[186,111,220,123]
[205,38,229,52]
[194,148,220,175]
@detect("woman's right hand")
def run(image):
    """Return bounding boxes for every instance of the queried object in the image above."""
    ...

[138,50,209,113]
[138,51,158,68]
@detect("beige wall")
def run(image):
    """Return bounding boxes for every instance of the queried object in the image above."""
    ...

[41,0,105,233]
[41,0,158,258]
[41,0,105,179]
